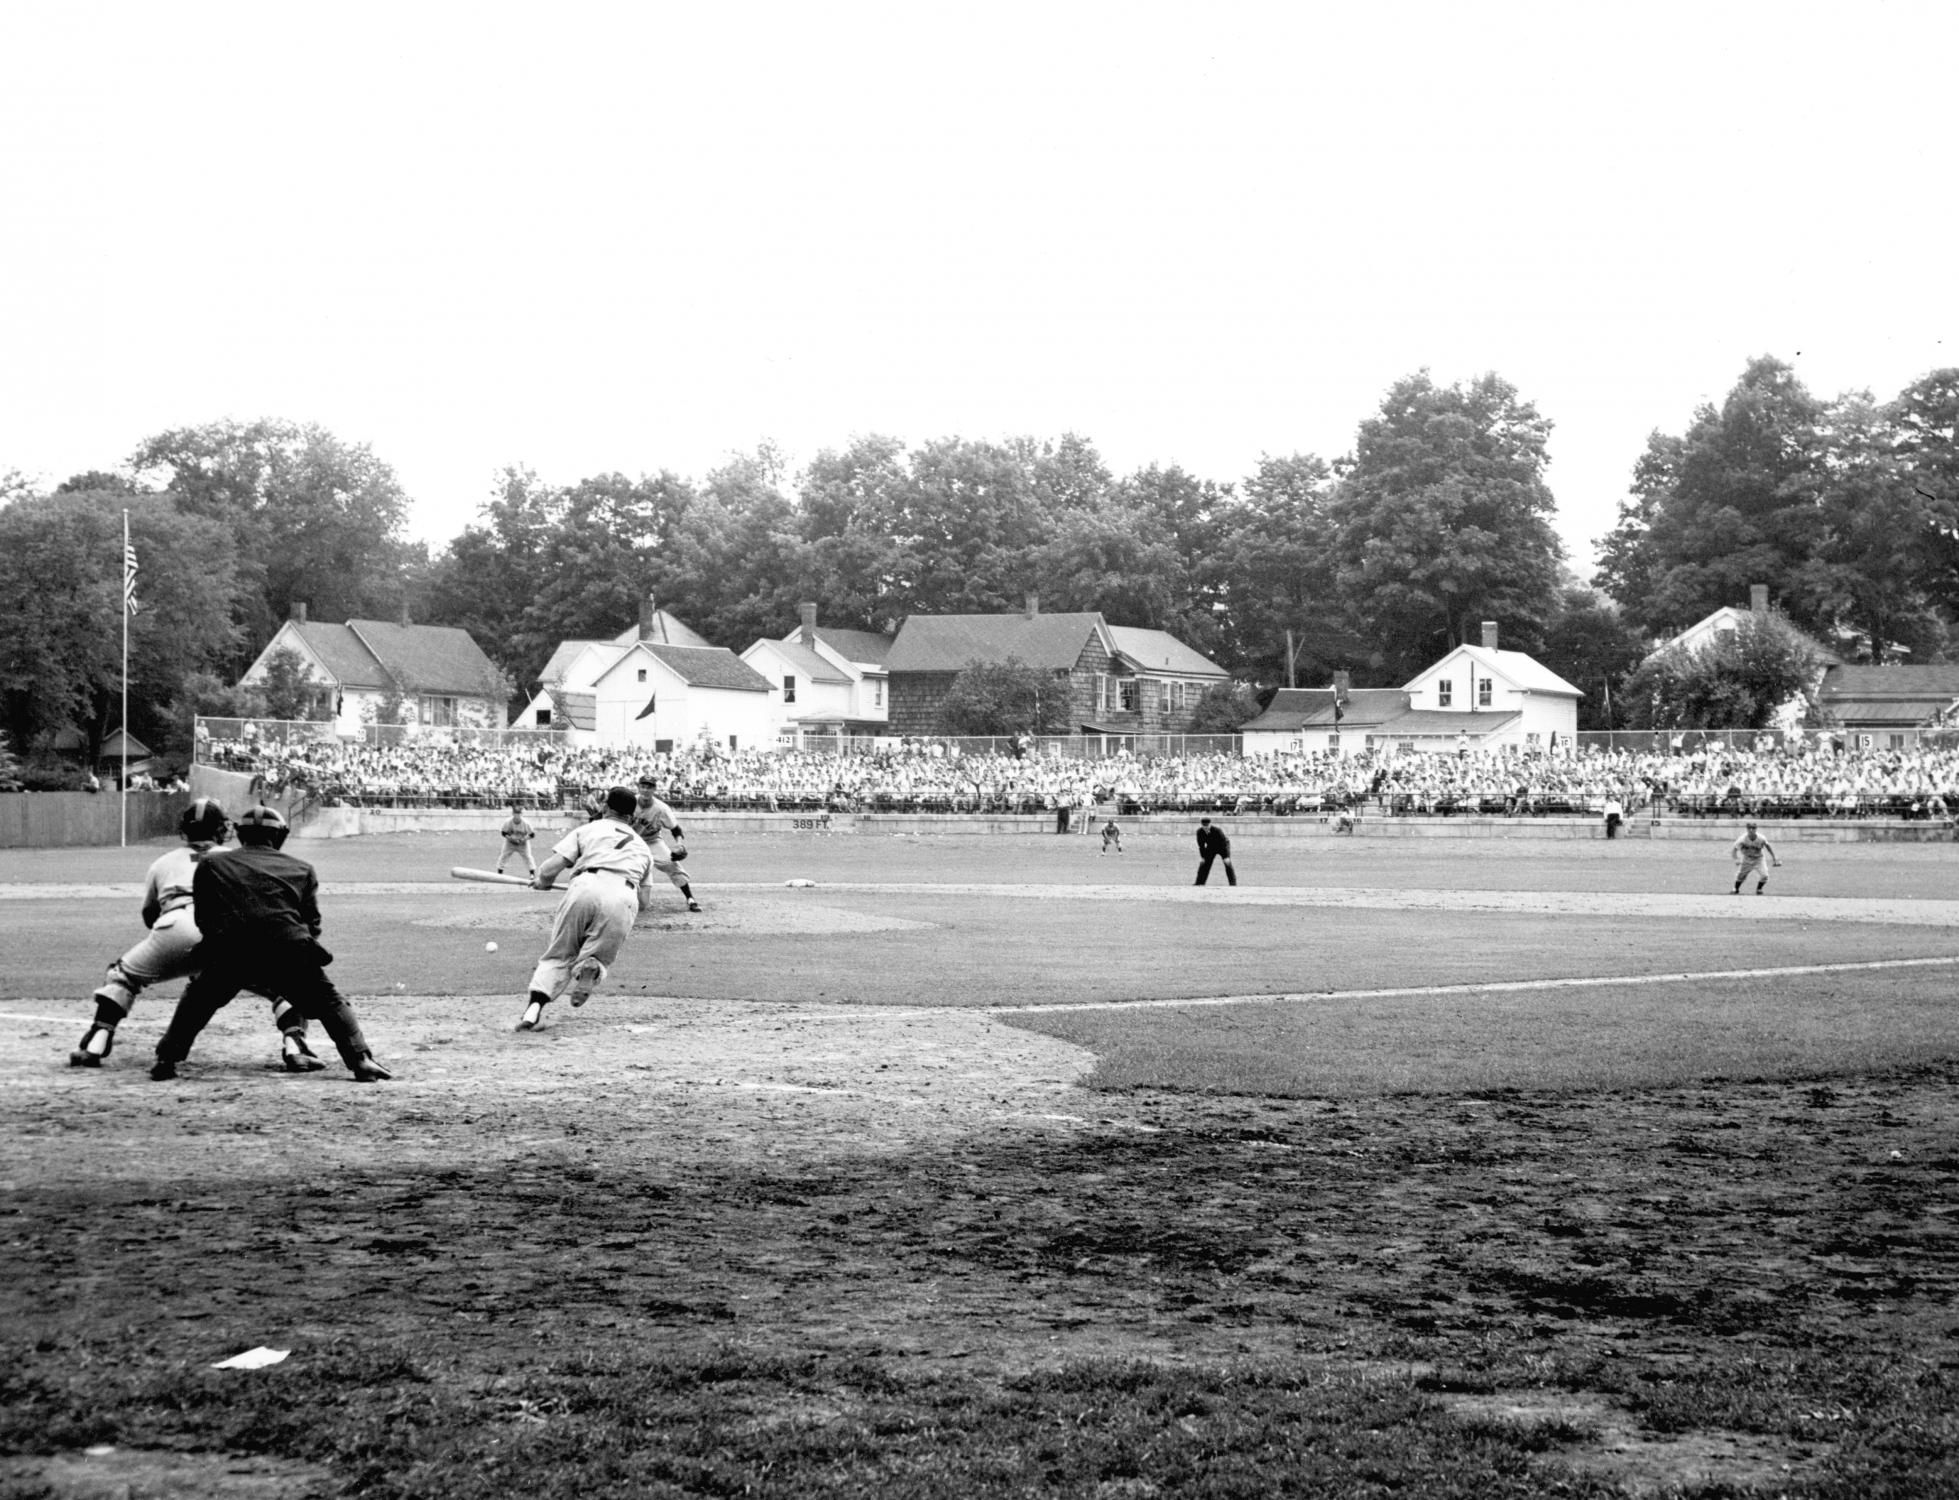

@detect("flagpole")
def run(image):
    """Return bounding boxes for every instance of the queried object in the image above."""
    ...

[119,513,129,845]
[120,509,129,847]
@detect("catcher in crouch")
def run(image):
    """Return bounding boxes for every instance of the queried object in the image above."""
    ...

[632,777,702,914]
[71,797,326,1073]
[518,786,654,1031]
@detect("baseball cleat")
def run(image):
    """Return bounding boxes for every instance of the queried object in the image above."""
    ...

[281,1033,326,1072]
[516,994,548,1031]
[350,1054,393,1083]
[686,899,703,913]
[149,1059,178,1081]
[568,959,602,1007]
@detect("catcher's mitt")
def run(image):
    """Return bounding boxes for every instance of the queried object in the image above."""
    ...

[668,843,687,862]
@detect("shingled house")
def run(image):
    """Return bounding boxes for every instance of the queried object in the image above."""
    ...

[1816,664,1959,749]
[515,595,774,751]
[884,596,1230,738]
[740,603,892,746]
[238,605,506,735]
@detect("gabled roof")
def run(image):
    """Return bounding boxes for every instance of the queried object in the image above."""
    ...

[888,611,1110,672]
[1412,644,1583,698]
[749,638,850,686]
[610,611,713,650]
[639,644,773,693]
[1242,688,1410,731]
[1240,688,1340,732]
[1107,626,1229,679]
[288,622,392,691]
[1818,665,1959,725]
[538,640,625,688]
[284,620,499,697]
[346,621,500,697]
[810,626,894,668]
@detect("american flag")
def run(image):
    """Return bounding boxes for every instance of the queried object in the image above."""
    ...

[123,539,139,616]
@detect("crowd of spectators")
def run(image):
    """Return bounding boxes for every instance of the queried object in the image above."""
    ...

[196,730,1959,824]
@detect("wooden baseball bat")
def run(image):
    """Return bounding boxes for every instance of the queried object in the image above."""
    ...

[450,866,545,888]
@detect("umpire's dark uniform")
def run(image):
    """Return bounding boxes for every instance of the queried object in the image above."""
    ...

[153,834,385,1080]
[1194,818,1237,886]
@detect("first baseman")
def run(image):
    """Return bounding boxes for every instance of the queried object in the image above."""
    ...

[71,798,324,1073]
[518,786,654,1031]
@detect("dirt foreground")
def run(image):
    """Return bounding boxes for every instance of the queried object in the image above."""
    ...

[5,980,1958,1496]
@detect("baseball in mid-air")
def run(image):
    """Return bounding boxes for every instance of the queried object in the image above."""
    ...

[485,941,499,952]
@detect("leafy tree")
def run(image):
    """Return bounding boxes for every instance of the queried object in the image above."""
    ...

[1617,612,1821,730]
[129,418,413,661]
[0,726,23,791]
[796,435,913,633]
[1185,681,1261,734]
[1110,463,1232,657]
[1327,371,1564,681]
[1596,358,1827,638]
[934,657,1070,736]
[0,488,244,761]
[509,470,696,690]
[1536,582,1648,730]
[1216,453,1349,686]
[670,448,806,649]
[258,645,333,721]
[1025,494,1184,627]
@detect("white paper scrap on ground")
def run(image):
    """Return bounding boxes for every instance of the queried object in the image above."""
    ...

[785,879,816,887]
[211,1347,291,1370]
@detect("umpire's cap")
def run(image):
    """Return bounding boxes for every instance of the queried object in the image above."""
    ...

[603,786,639,819]
[179,797,229,843]
[234,803,291,848]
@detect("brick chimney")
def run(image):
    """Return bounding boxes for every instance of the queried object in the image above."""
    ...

[799,602,817,647]
[290,602,307,623]
[1023,592,1039,618]
[1332,670,1351,697]
[400,601,412,627]
[1750,584,1769,614]
[1480,621,1499,652]
[639,595,657,642]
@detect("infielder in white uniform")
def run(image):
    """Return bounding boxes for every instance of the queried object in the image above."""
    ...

[517,786,654,1031]
[1731,821,1782,894]
[70,798,323,1071]
[632,778,702,914]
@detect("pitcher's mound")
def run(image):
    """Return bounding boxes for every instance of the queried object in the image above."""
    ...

[418,898,931,936]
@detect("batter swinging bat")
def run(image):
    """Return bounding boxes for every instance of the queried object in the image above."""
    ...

[450,866,545,888]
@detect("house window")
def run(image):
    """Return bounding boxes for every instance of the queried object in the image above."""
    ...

[419,695,458,726]
[637,668,647,683]
[535,708,552,727]
[1478,677,1493,707]
[1119,679,1139,713]
[1889,733,1906,749]
[874,680,884,708]
[784,674,797,703]
[1437,678,1453,708]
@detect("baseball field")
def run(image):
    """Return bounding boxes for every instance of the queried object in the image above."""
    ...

[3,826,1956,1498]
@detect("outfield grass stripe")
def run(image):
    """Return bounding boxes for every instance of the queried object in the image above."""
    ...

[983,954,1959,1015]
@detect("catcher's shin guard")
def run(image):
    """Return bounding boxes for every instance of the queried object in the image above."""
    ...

[70,1021,117,1068]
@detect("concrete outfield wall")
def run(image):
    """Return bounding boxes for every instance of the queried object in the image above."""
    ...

[265,801,1957,844]
[0,790,190,848]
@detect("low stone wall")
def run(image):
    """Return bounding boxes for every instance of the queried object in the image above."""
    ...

[266,801,1956,844]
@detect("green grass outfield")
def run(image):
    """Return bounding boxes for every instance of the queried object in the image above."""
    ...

[5,827,1957,1095]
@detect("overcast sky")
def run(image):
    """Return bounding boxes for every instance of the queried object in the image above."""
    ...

[2,1,1951,574]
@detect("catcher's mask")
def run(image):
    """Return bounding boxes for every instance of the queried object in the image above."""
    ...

[179,797,229,844]
[234,803,291,849]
